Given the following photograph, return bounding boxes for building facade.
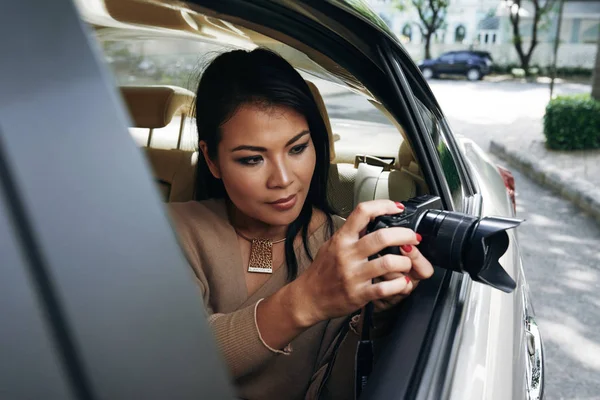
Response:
[366,0,600,68]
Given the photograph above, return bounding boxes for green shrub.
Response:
[491,63,519,74]
[543,94,600,150]
[556,67,593,78]
[490,64,592,78]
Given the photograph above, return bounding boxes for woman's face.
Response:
[201,104,316,228]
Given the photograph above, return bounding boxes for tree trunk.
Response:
[514,39,538,75]
[592,32,600,101]
[424,33,433,60]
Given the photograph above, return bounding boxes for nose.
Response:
[267,157,293,189]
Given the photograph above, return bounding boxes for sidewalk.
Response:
[489,134,600,224]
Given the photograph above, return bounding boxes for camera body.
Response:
[367,195,522,293]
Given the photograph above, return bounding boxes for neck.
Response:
[227,200,288,241]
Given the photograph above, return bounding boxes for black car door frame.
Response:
[0,1,235,398]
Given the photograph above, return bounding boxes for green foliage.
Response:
[394,0,448,30]
[544,94,600,150]
[554,67,593,78]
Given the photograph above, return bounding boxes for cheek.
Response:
[298,147,317,184]
[219,163,263,198]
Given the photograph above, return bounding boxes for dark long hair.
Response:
[193,48,335,281]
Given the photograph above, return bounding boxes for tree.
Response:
[592,31,600,101]
[395,0,449,60]
[506,0,556,74]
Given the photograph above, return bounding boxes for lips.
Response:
[268,194,296,205]
[267,194,298,211]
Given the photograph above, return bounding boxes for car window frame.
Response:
[375,39,492,399]
[393,49,477,200]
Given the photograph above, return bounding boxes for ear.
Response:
[198,141,221,179]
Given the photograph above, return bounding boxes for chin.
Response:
[259,206,303,226]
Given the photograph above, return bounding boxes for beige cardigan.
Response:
[169,199,359,400]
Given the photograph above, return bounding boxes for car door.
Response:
[0,0,236,398]
[452,52,472,75]
[436,53,456,75]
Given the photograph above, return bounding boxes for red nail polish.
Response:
[401,244,412,253]
[395,202,404,210]
[416,233,422,242]
[405,276,411,284]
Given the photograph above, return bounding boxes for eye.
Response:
[237,155,263,166]
[290,142,309,155]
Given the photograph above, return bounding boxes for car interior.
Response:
[89,1,432,218]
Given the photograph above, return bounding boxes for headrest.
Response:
[120,85,195,129]
[397,140,415,168]
[305,81,336,162]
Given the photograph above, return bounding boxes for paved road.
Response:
[430,79,600,400]
[508,158,600,400]
[429,79,590,151]
[324,79,600,400]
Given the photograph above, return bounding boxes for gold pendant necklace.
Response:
[236,230,286,274]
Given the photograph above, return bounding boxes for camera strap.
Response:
[355,301,374,399]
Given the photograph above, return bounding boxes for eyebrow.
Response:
[231,130,310,152]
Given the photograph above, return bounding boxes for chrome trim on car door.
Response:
[525,315,544,400]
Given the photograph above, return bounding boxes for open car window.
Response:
[80,0,451,398]
[98,32,402,164]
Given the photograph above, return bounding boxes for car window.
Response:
[413,99,465,209]
[454,52,470,62]
[438,53,454,62]
[99,35,401,163]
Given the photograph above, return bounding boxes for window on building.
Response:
[492,33,497,43]
[455,25,466,43]
[402,23,413,42]
[581,21,599,43]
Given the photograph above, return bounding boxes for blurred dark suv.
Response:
[418,51,493,81]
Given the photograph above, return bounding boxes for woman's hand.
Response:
[289,200,434,328]
[371,244,433,312]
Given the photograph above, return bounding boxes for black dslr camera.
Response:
[367,195,522,293]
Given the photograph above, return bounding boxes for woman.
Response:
[169,48,434,399]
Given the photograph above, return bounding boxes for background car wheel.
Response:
[422,67,434,79]
[466,68,481,81]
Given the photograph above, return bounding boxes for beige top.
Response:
[169,199,359,400]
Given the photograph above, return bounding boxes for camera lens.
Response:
[416,210,479,273]
[367,195,522,293]
[415,210,521,293]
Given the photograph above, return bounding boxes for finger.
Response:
[372,276,418,311]
[366,275,410,301]
[355,227,419,259]
[361,254,412,281]
[339,200,404,238]
[400,245,434,280]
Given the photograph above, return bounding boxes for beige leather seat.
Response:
[121,85,197,202]
[305,81,356,217]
